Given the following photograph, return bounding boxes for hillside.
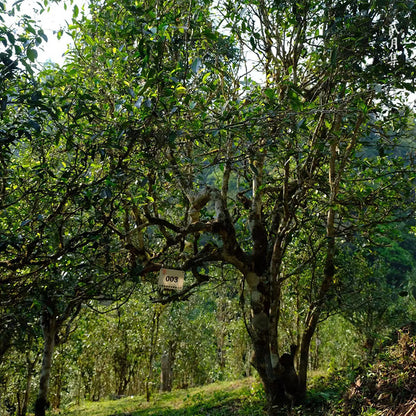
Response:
[341,327,416,416]
[26,330,416,416]
[48,378,267,416]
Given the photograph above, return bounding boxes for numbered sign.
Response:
[158,268,184,290]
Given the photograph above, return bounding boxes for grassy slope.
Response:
[50,378,267,416]
[45,373,349,416]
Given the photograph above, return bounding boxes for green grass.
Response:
[50,378,267,416]
[40,371,353,416]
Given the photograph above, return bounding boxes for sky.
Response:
[4,0,87,65]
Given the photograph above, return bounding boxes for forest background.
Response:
[1,0,416,415]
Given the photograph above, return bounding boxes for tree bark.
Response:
[298,309,319,398]
[246,270,297,415]
[35,309,58,416]
[251,338,286,413]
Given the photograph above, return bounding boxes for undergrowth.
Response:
[340,331,416,416]
[40,335,416,416]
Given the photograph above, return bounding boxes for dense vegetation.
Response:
[1,0,416,415]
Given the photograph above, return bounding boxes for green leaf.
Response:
[6,32,15,45]
[26,48,38,62]
[202,72,211,83]
[28,120,41,132]
[39,30,48,42]
[26,23,37,35]
[264,88,275,100]
[73,5,79,19]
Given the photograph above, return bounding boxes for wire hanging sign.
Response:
[158,268,185,291]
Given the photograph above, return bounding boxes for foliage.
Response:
[313,316,363,371]
[1,0,416,414]
[27,280,251,409]
[0,346,41,416]
[0,0,52,360]
[327,223,416,359]
[340,330,416,416]
[299,368,358,416]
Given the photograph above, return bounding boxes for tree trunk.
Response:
[160,344,175,393]
[252,340,303,415]
[35,309,58,416]
[19,351,39,416]
[252,340,287,415]
[52,362,63,409]
[246,271,295,415]
[146,307,161,402]
[298,311,319,399]
[298,235,337,397]
[298,140,339,398]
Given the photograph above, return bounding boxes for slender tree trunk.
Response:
[160,343,175,393]
[115,335,130,396]
[298,310,319,398]
[299,137,339,397]
[53,361,63,409]
[35,310,58,416]
[298,237,336,398]
[146,307,160,402]
[20,352,39,416]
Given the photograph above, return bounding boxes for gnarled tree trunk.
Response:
[246,269,300,414]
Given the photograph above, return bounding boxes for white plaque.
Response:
[158,268,184,290]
